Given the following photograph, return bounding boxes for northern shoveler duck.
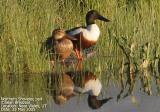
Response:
[67,71,112,109]
[41,29,76,65]
[49,70,112,107]
[50,73,75,105]
[66,10,110,60]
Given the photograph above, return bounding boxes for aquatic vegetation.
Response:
[0,0,159,74]
[0,0,160,111]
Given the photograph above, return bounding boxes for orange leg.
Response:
[76,61,83,71]
[75,48,83,60]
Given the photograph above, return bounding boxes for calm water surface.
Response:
[0,68,160,112]
[45,76,160,112]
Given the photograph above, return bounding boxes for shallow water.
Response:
[0,68,160,112]
[45,76,160,112]
[46,91,160,112]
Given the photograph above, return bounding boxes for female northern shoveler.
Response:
[50,73,75,105]
[66,10,110,60]
[41,29,76,65]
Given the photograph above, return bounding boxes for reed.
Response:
[0,0,159,76]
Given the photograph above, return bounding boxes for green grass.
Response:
[0,1,160,110]
[0,0,160,75]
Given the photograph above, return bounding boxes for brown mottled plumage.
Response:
[41,29,76,64]
[50,73,74,105]
[52,29,76,61]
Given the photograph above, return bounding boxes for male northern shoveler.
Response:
[66,10,110,60]
[68,71,112,109]
[41,29,76,65]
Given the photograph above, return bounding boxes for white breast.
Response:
[83,24,100,41]
[68,24,100,42]
[74,78,102,96]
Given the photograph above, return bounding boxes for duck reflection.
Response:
[48,69,112,109]
[49,73,75,105]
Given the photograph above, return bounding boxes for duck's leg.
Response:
[76,61,83,71]
[75,48,83,60]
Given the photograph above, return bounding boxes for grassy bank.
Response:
[0,0,160,74]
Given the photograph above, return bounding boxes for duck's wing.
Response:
[66,26,86,36]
